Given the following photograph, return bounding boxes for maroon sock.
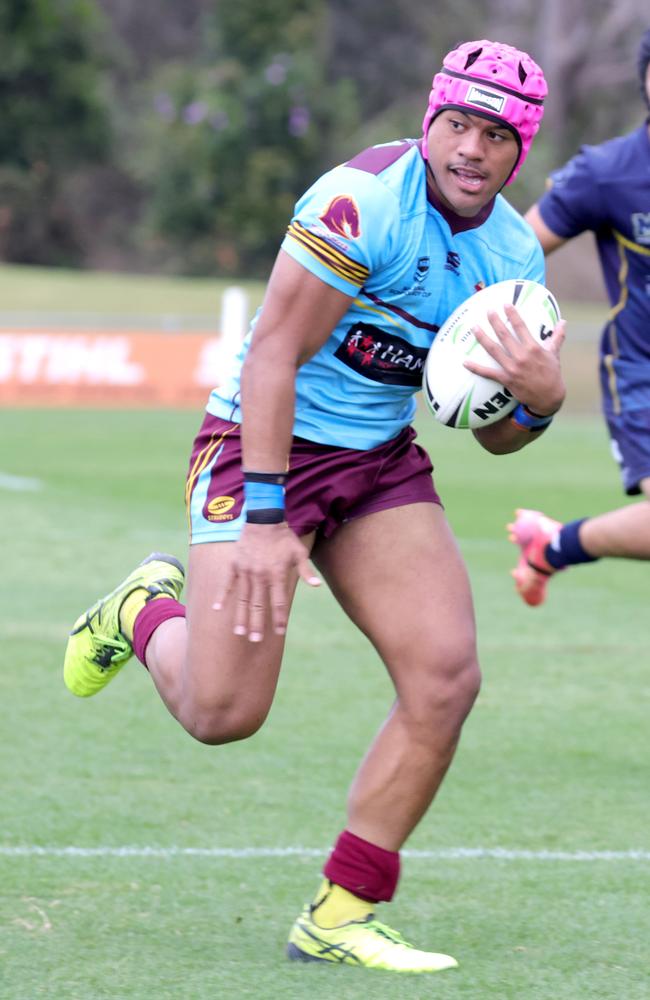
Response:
[132,598,186,667]
[323,829,400,903]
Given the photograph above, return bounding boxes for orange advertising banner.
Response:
[0,329,234,407]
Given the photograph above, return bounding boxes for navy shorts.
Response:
[603,406,650,496]
[186,414,441,543]
[600,357,650,495]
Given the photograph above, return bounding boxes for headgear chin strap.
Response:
[422,40,547,185]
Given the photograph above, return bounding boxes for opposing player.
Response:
[64,41,565,973]
[509,28,650,607]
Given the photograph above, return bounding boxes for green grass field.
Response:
[2,403,648,1000]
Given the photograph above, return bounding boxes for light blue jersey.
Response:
[208,139,544,449]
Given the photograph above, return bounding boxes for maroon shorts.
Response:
[186,414,441,543]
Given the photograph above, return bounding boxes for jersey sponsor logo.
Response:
[464,84,506,116]
[632,212,650,246]
[319,195,361,239]
[335,322,428,386]
[207,495,236,520]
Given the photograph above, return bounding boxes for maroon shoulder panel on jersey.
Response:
[346,140,417,176]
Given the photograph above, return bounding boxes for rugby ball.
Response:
[423,279,561,429]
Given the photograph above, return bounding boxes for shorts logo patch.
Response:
[207,495,236,520]
[319,195,361,239]
[335,322,428,386]
[464,84,506,116]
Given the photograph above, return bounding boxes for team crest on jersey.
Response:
[414,256,430,282]
[335,322,429,386]
[464,83,506,116]
[632,212,650,246]
[319,195,361,239]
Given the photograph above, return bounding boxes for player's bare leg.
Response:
[314,502,480,849]
[144,535,315,744]
[579,476,650,557]
[286,502,477,972]
[509,477,650,607]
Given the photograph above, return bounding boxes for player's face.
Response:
[425,110,519,217]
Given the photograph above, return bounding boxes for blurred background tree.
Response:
[0,0,111,266]
[0,0,645,276]
[126,0,359,275]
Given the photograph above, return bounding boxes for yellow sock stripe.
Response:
[185,422,238,531]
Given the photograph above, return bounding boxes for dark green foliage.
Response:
[130,2,359,275]
[0,0,111,264]
[0,1,645,274]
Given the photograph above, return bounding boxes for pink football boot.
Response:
[507,508,563,607]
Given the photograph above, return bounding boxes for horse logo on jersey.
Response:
[319,195,361,240]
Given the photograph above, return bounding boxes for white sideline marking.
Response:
[0,472,42,492]
[1,845,649,861]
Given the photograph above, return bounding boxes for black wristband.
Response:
[246,508,286,525]
[243,471,288,485]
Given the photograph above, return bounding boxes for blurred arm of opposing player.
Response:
[524,204,567,256]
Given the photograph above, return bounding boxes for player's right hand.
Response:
[212,522,320,642]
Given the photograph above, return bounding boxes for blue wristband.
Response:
[243,471,286,524]
[510,403,554,432]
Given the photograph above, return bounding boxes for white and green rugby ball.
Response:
[423,279,561,430]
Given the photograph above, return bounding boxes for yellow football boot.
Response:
[287,906,458,974]
[63,553,184,697]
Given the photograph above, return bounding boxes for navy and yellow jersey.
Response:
[208,139,544,449]
[537,124,650,411]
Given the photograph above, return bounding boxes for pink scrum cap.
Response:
[422,40,547,184]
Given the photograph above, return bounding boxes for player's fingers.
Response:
[467,324,509,374]
[212,563,236,612]
[297,554,321,589]
[487,308,518,341]
[232,573,251,637]
[463,359,508,381]
[502,303,536,343]
[269,576,290,636]
[247,577,267,643]
[548,319,567,356]
[471,322,507,360]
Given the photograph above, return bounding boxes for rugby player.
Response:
[509,29,650,606]
[64,40,565,973]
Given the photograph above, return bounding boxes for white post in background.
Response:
[220,286,248,365]
[195,285,249,389]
